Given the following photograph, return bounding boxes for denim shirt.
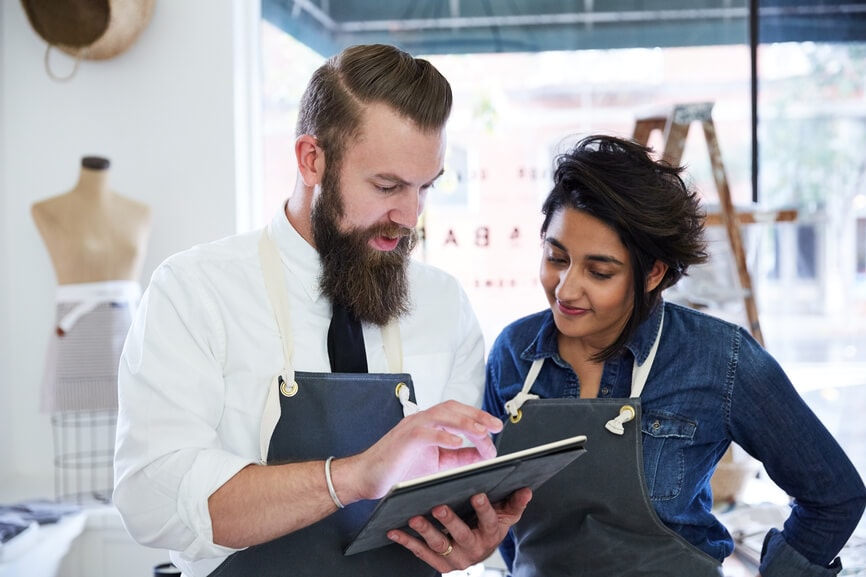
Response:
[484,301,866,577]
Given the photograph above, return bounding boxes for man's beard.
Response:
[312,175,417,326]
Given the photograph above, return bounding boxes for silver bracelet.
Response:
[325,456,345,509]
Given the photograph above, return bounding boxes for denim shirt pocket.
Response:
[641,411,697,501]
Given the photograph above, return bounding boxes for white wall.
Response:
[0,3,12,475]
[0,0,259,488]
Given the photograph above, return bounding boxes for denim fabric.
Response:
[761,529,842,577]
[484,301,866,575]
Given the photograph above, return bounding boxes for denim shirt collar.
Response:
[631,303,664,367]
[519,302,664,368]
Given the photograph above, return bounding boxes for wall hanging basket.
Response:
[22,0,155,80]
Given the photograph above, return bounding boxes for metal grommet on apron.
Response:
[209,228,433,577]
[498,310,724,577]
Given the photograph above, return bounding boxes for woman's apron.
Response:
[210,230,437,577]
[498,311,723,577]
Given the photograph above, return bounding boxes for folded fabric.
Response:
[0,516,31,544]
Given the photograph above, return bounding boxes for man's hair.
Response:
[296,44,453,171]
[541,134,709,362]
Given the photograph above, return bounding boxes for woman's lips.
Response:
[556,300,587,316]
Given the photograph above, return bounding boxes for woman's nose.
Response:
[555,268,583,300]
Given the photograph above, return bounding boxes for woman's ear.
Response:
[295,135,324,187]
[646,259,669,293]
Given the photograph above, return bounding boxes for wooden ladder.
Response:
[632,102,764,346]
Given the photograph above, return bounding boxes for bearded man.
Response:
[113,44,531,577]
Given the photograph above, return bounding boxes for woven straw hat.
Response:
[22,0,155,61]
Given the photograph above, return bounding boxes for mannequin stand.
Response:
[51,410,116,504]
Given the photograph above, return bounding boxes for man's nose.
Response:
[389,189,423,229]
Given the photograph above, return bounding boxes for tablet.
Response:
[344,434,587,556]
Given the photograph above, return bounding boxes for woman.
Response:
[483,134,865,577]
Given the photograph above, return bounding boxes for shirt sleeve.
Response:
[482,333,510,423]
[497,528,517,572]
[439,280,486,408]
[759,528,843,577]
[114,259,256,561]
[727,329,866,572]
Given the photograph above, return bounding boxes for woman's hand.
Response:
[387,488,533,572]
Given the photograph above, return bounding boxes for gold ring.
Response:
[438,542,453,557]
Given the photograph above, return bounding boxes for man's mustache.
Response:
[361,224,414,241]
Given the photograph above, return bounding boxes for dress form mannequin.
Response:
[31,155,151,285]
[31,156,151,503]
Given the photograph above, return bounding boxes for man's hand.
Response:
[386,488,532,572]
[327,399,532,570]
[333,400,506,504]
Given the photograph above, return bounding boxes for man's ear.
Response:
[646,259,669,293]
[296,135,324,187]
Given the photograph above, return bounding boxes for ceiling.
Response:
[262,0,866,57]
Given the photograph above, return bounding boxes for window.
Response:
[259,15,866,362]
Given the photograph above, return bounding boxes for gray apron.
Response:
[497,311,723,577]
[209,230,437,577]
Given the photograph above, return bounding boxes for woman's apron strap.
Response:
[503,307,665,429]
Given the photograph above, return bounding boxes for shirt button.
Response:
[601,387,609,395]
[652,420,661,430]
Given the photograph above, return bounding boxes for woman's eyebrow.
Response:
[543,237,624,265]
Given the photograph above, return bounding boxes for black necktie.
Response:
[327,301,368,373]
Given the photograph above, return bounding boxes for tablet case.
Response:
[344,434,587,555]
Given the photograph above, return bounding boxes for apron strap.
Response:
[503,307,666,431]
[601,307,665,435]
[380,320,402,374]
[381,322,415,415]
[258,228,295,461]
[396,381,418,416]
[258,228,295,386]
[55,280,141,333]
[629,307,664,399]
[504,359,542,420]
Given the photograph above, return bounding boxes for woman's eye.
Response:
[591,270,614,280]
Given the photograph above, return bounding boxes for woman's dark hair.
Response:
[541,134,708,362]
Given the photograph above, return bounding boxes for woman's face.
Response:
[540,207,635,351]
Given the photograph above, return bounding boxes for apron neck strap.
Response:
[629,306,664,399]
[259,229,296,386]
[504,359,543,420]
[380,321,402,374]
[503,307,665,419]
